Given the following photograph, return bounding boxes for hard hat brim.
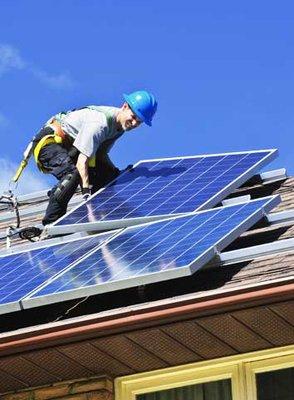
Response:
[123,93,152,126]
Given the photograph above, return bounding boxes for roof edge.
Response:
[0,281,293,358]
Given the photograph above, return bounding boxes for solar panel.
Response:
[55,150,277,231]
[23,195,280,309]
[0,232,115,315]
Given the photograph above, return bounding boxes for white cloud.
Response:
[32,68,75,89]
[0,158,49,195]
[0,44,25,76]
[0,111,9,128]
[0,43,76,89]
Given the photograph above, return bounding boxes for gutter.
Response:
[0,281,293,357]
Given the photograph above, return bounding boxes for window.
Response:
[256,367,294,400]
[245,353,294,400]
[137,379,232,400]
[115,346,294,400]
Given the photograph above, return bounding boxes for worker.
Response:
[32,90,157,226]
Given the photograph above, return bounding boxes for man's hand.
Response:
[82,187,91,201]
[125,164,134,171]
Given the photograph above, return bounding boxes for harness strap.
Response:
[12,140,34,183]
[33,135,59,172]
[33,120,73,173]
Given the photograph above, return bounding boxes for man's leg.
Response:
[43,171,81,225]
[39,144,81,225]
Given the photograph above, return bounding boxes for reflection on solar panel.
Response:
[23,196,279,309]
[0,232,114,315]
[56,150,277,227]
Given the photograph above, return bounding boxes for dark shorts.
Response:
[38,143,77,180]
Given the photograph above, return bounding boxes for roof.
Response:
[0,171,293,395]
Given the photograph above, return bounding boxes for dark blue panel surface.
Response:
[56,150,276,226]
[31,197,276,301]
[0,233,111,306]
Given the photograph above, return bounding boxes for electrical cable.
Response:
[0,190,42,243]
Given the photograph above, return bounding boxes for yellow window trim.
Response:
[115,345,294,400]
[245,353,294,400]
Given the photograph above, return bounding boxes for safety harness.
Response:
[33,118,71,172]
[12,107,114,183]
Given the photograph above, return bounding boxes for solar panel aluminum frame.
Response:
[0,297,21,314]
[0,230,121,315]
[46,213,180,236]
[0,231,92,258]
[21,195,280,310]
[47,149,278,236]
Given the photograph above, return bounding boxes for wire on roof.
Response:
[0,190,44,246]
[0,190,20,228]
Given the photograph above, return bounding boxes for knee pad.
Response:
[53,171,80,204]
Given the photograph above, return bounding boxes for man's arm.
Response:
[95,137,122,170]
[76,153,89,189]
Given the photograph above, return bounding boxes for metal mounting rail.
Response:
[0,189,49,211]
[266,209,294,226]
[0,188,83,211]
[212,237,294,267]
[0,194,83,223]
[222,195,251,206]
[243,168,287,187]
[12,189,51,203]
[260,168,287,184]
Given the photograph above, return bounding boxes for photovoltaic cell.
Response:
[23,195,279,309]
[56,150,277,227]
[0,232,114,314]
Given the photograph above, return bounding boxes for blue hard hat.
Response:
[123,90,157,126]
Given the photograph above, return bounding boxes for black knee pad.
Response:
[53,171,80,204]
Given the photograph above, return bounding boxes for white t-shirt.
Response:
[56,106,122,158]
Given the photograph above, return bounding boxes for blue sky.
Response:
[0,0,293,193]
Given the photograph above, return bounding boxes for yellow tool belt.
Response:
[34,119,73,173]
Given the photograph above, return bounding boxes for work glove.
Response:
[82,187,91,201]
[124,164,134,172]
